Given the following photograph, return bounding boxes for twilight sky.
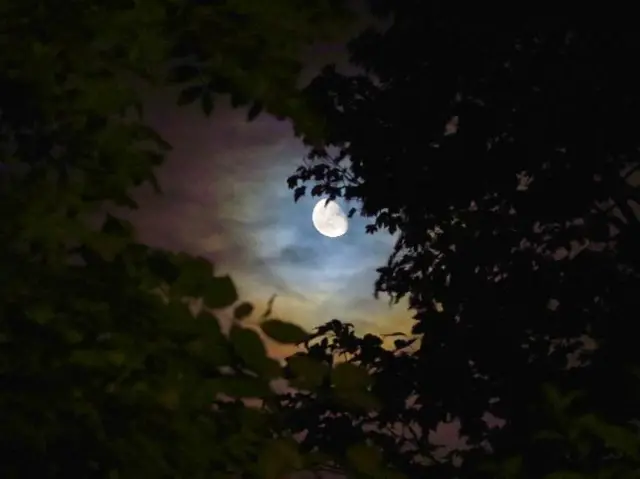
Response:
[111,20,468,465]
[122,91,414,356]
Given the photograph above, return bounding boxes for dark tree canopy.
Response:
[287,3,640,478]
[0,1,399,478]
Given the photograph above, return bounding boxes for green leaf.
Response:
[234,301,254,320]
[331,362,378,409]
[332,362,372,391]
[64,330,84,344]
[502,455,523,478]
[106,351,126,366]
[346,443,381,475]
[202,275,238,309]
[101,214,133,238]
[147,251,181,284]
[543,384,583,415]
[27,304,55,325]
[230,325,279,378]
[70,350,108,369]
[190,255,214,277]
[287,355,329,391]
[164,300,198,335]
[87,231,128,261]
[193,311,230,365]
[335,389,380,411]
[258,438,303,479]
[260,319,308,344]
[158,388,180,409]
[578,414,640,458]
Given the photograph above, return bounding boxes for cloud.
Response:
[131,92,411,335]
[275,244,320,266]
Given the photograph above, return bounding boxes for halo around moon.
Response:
[312,199,348,238]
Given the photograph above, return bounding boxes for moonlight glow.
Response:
[312,199,348,238]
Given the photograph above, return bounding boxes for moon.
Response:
[312,199,348,238]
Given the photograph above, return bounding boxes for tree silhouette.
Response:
[0,1,390,478]
[287,3,640,478]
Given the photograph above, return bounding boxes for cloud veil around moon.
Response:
[122,92,412,339]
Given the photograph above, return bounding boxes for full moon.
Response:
[312,198,348,238]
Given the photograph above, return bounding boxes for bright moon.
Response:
[312,199,348,238]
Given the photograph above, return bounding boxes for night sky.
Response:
[120,95,467,452]
[121,92,414,358]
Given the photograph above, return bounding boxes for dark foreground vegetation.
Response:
[2,1,639,478]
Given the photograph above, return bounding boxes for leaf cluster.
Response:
[0,0,364,477]
[286,3,640,479]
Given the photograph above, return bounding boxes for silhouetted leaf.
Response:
[0,0,355,476]
[147,251,181,283]
[293,186,306,202]
[261,294,277,319]
[258,439,303,479]
[288,355,329,390]
[234,301,254,320]
[261,319,308,344]
[578,414,640,458]
[285,9,640,478]
[203,275,238,309]
[230,325,279,378]
[346,443,381,475]
[332,362,371,391]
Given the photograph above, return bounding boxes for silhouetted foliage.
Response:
[287,3,640,478]
[0,1,391,478]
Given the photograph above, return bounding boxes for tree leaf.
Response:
[230,325,279,378]
[287,355,329,391]
[346,443,381,475]
[195,311,230,365]
[234,301,254,320]
[578,414,640,458]
[171,255,214,297]
[335,389,380,411]
[260,319,309,344]
[332,362,372,391]
[202,275,238,309]
[70,350,108,369]
[293,186,306,202]
[502,455,523,478]
[101,214,133,238]
[147,251,181,284]
[258,438,303,479]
